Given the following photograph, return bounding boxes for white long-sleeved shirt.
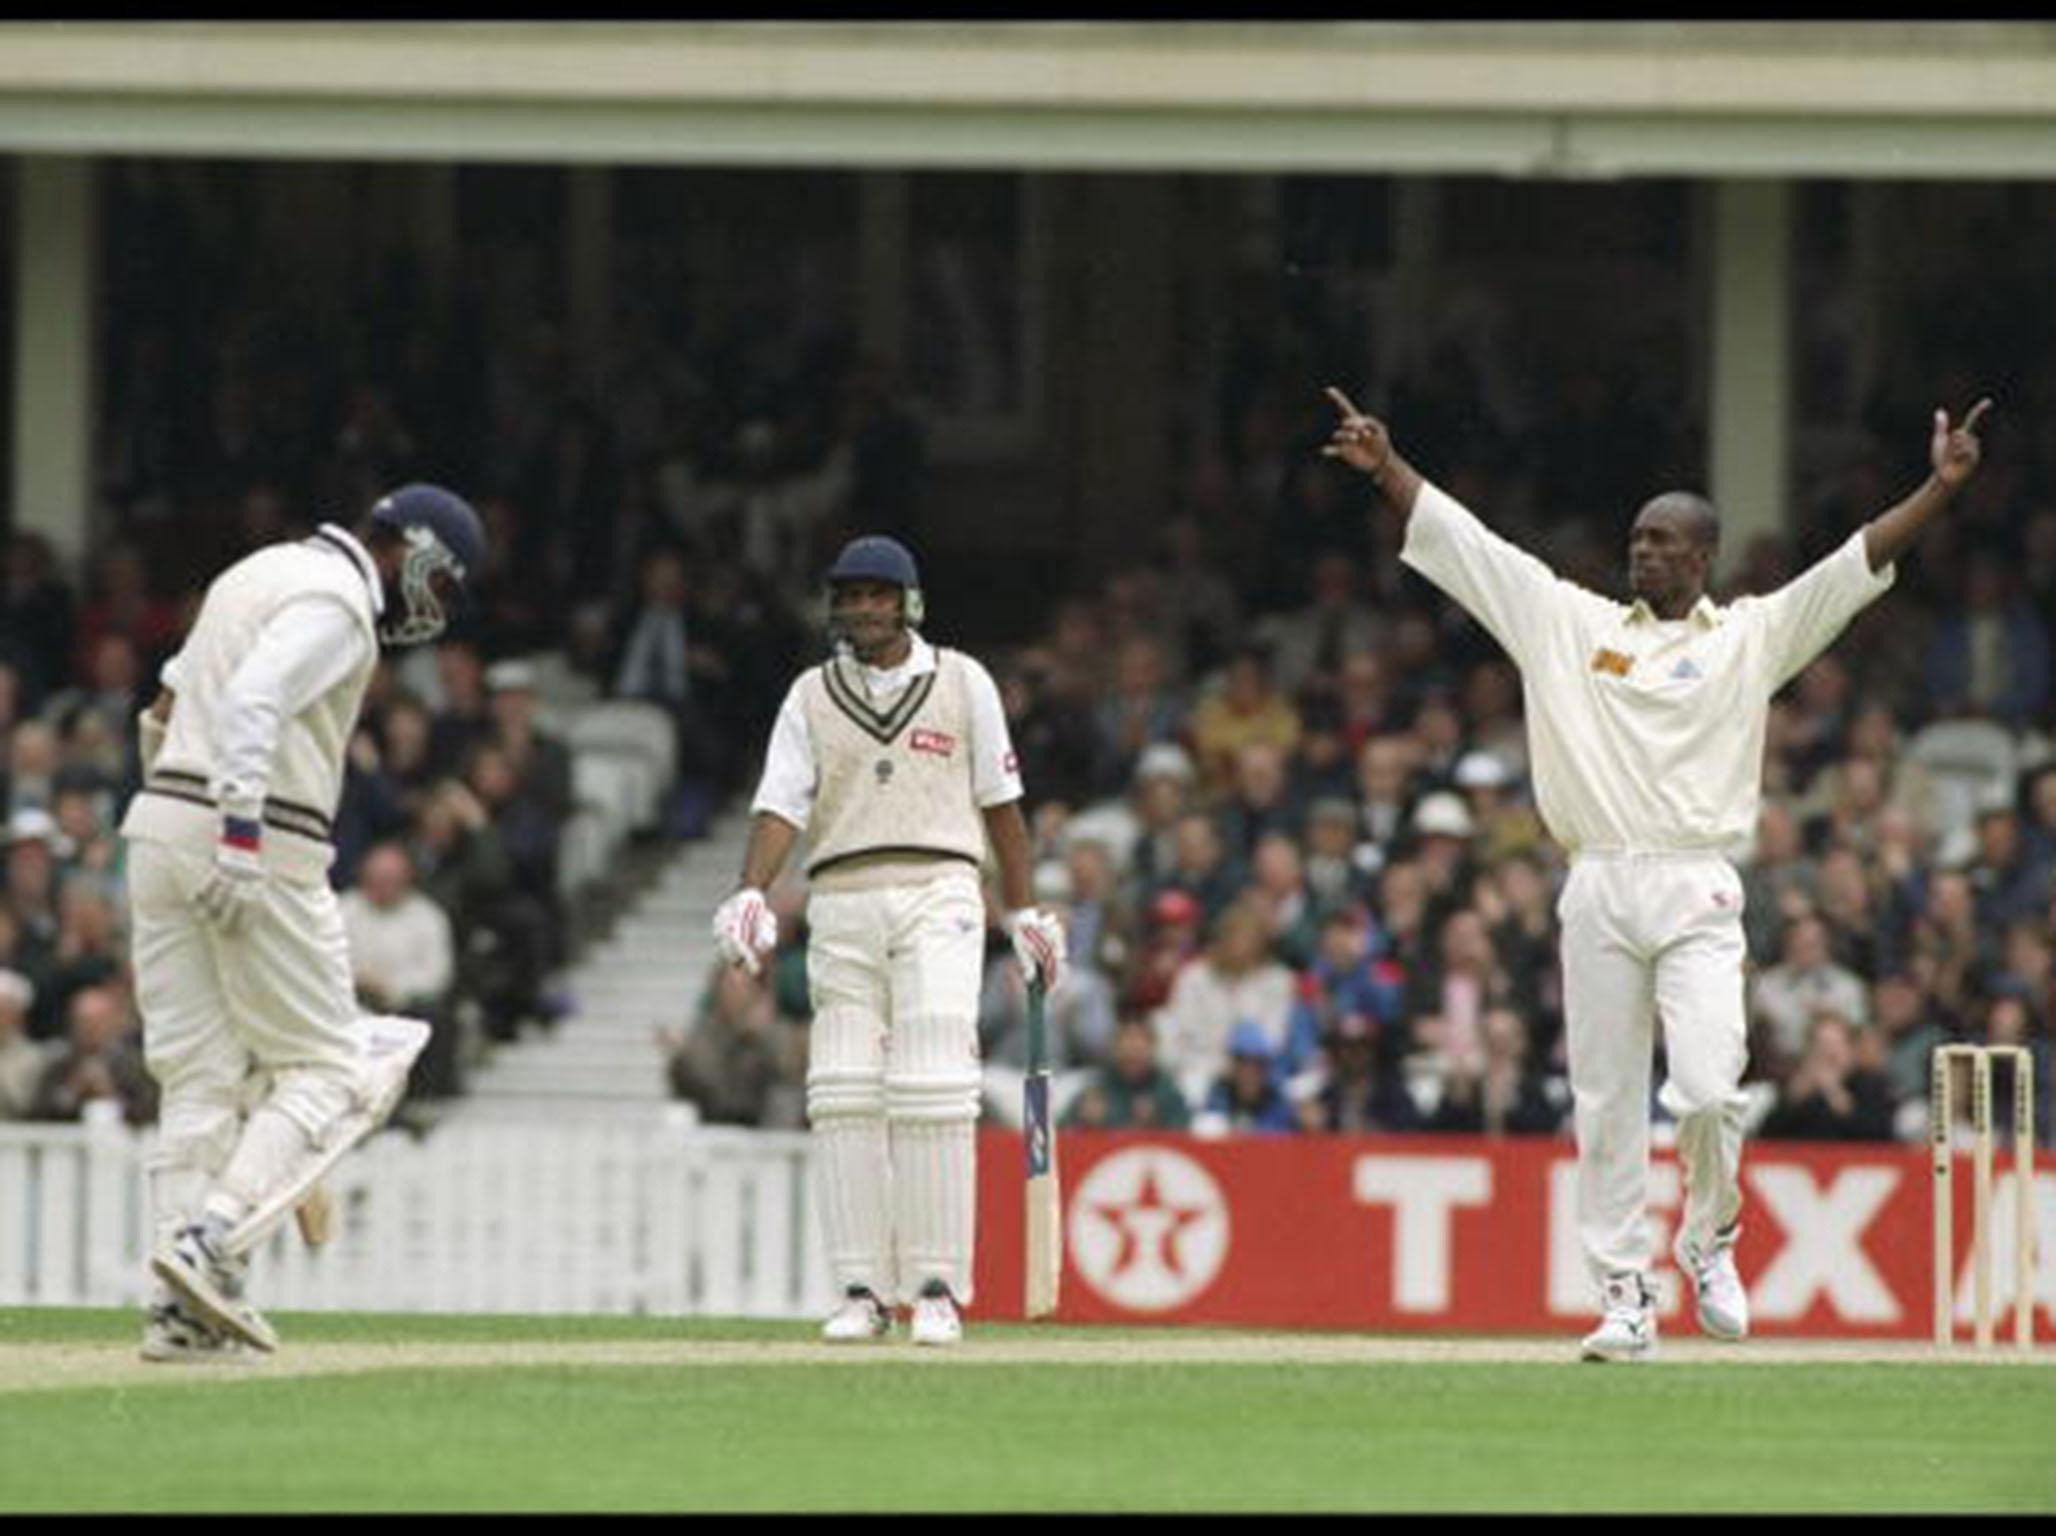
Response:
[1399,482,1895,858]
[750,634,1023,830]
[166,596,377,821]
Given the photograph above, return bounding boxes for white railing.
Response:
[0,1115,839,1318]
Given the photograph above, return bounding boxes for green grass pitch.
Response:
[2,1308,2051,1512]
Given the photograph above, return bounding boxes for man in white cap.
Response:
[1324,382,1992,1360]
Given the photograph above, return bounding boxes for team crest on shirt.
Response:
[1671,657,1703,681]
[910,728,957,758]
[1590,648,1634,677]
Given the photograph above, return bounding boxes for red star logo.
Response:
[1089,1162,1211,1281]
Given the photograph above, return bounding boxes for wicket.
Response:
[1929,1044,2037,1348]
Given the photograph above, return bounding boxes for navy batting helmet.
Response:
[826,535,925,627]
[369,483,487,646]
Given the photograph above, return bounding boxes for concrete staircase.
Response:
[451,809,751,1122]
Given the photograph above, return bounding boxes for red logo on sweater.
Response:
[911,729,957,758]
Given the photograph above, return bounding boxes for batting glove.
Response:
[712,888,778,976]
[194,816,268,936]
[1006,907,1067,994]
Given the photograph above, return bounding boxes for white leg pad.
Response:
[217,1015,429,1257]
[808,1067,892,1299]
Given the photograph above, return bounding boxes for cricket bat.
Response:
[1023,979,1061,1319]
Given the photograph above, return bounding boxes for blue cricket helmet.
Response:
[826,534,924,627]
[369,483,487,646]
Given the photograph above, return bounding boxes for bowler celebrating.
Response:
[712,534,1063,1347]
[122,484,486,1360]
[1323,385,1989,1360]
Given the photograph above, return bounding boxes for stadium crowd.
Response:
[3,169,2052,1156]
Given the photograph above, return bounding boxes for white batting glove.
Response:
[194,817,268,936]
[712,888,778,976]
[1006,907,1067,994]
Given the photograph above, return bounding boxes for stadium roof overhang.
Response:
[0,21,2052,179]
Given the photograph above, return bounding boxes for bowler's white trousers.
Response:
[1558,851,1751,1286]
[805,864,986,1305]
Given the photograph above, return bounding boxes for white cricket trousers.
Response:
[1558,850,1751,1289]
[127,840,363,1245]
[804,867,986,1306]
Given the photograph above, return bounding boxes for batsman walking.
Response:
[121,484,487,1360]
[1324,385,1990,1360]
[713,534,1064,1346]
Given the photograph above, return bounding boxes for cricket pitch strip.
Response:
[3,1333,2051,1393]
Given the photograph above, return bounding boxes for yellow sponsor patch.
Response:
[1590,648,1634,677]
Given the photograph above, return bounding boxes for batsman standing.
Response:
[713,535,1064,1346]
[1323,385,1990,1360]
[121,484,487,1359]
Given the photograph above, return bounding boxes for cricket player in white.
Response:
[712,535,1064,1347]
[121,484,487,1360]
[1324,386,1991,1361]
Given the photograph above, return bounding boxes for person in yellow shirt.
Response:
[1186,642,1301,796]
[1323,384,1990,1362]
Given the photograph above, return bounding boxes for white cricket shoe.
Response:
[1676,1226,1749,1342]
[139,1294,247,1364]
[820,1285,892,1344]
[151,1219,279,1353]
[909,1279,963,1348]
[1579,1273,1658,1363]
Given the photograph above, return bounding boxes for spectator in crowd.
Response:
[1156,809,1245,926]
[615,545,730,801]
[30,983,157,1126]
[0,969,48,1119]
[6,722,64,819]
[1869,970,1944,1139]
[664,963,805,1130]
[1215,742,1301,864]
[1121,887,1206,1017]
[1121,743,1198,896]
[1423,1005,1565,1137]
[340,841,461,1099]
[1741,801,1819,963]
[1964,806,2047,936]
[1092,635,1185,800]
[1352,733,1418,867]
[1751,914,1872,1081]
[1811,845,1889,983]
[1481,852,1565,1066]
[1302,1008,1417,1134]
[1245,831,1318,969]
[1154,894,1307,1104]
[1404,906,1518,1089]
[1063,1013,1192,1132]
[1303,796,1375,915]
[1798,699,1943,841]
[426,640,496,779]
[1922,550,2051,726]
[1453,750,1546,867]
[46,880,125,1032]
[1187,642,1301,795]
[1758,1011,1896,1142]
[1257,551,1386,699]
[1405,791,1480,941]
[1196,1021,1300,1136]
